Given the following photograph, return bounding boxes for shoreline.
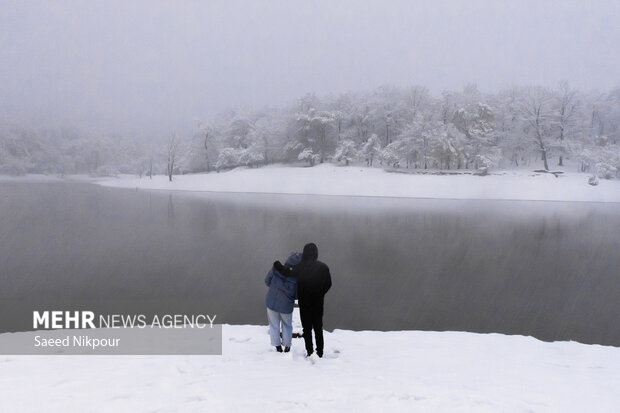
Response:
[3,164,620,203]
[3,323,619,348]
[93,164,620,203]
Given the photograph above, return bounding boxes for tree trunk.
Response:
[558,124,564,166]
[541,150,549,170]
[536,126,549,170]
[204,133,210,172]
[320,129,326,163]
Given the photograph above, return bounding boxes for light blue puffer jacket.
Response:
[265,252,302,314]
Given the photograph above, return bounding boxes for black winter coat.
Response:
[274,243,332,307]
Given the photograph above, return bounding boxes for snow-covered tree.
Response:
[166,133,178,181]
[297,147,320,166]
[431,124,467,170]
[553,81,579,166]
[1,83,619,179]
[296,109,336,164]
[361,134,381,166]
[333,140,358,166]
[215,147,239,170]
[520,87,554,171]
[380,142,401,168]
[238,144,265,168]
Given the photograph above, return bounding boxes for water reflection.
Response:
[0,182,618,346]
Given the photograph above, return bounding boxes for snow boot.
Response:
[284,346,290,353]
[275,345,283,353]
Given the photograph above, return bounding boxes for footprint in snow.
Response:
[320,348,341,359]
[228,337,251,343]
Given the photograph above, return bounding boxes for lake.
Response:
[1,181,619,345]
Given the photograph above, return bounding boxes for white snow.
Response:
[1,321,619,412]
[95,164,620,203]
[4,166,620,411]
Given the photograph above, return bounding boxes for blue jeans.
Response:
[267,308,293,347]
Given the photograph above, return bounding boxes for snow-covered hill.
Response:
[1,323,619,412]
[96,164,620,203]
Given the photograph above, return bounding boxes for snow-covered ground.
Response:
[1,321,619,412]
[96,164,620,203]
[4,165,620,411]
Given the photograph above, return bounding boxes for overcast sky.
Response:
[1,0,619,133]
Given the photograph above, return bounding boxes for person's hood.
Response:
[285,252,302,267]
[302,243,318,261]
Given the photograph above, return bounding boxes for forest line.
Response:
[1,83,618,180]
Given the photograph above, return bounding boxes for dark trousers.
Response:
[300,303,324,355]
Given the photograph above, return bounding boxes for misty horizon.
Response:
[2,0,620,135]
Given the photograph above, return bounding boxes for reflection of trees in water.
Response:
[1,184,620,344]
[167,194,174,227]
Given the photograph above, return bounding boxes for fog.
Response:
[1,0,619,134]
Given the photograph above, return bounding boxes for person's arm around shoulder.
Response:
[273,261,295,277]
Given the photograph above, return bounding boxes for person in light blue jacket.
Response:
[265,252,302,353]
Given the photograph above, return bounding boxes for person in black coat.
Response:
[274,242,332,357]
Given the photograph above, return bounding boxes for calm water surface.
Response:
[0,181,618,345]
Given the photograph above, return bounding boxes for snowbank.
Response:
[1,323,618,412]
[96,164,620,203]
